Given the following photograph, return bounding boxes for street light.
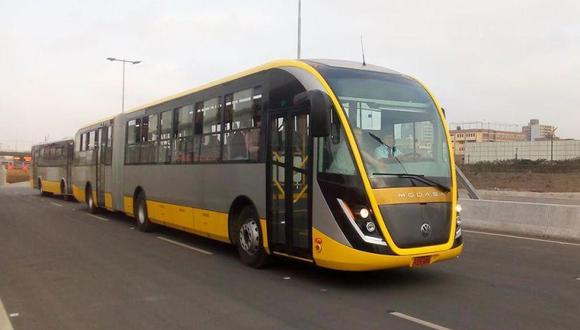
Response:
[106,57,141,113]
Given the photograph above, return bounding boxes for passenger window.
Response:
[88,131,95,150]
[140,115,157,164]
[223,86,262,161]
[198,97,221,162]
[172,105,194,163]
[158,110,173,163]
[125,119,141,164]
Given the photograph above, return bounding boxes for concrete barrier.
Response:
[459,199,580,242]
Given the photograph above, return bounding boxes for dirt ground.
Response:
[6,169,31,184]
[463,171,580,192]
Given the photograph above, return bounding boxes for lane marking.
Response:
[0,298,15,330]
[157,237,213,255]
[388,311,451,330]
[87,214,109,222]
[50,202,63,207]
[463,230,580,247]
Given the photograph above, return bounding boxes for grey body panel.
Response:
[310,142,351,247]
[111,113,126,210]
[122,163,266,216]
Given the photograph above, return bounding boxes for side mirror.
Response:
[441,107,446,118]
[293,90,331,137]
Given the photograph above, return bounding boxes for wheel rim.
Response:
[239,219,260,255]
[137,202,145,224]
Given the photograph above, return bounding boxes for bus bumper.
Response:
[312,228,463,271]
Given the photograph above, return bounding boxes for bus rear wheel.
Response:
[135,192,155,232]
[236,206,270,268]
[86,187,97,214]
[61,180,70,201]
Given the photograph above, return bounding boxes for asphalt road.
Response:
[1,185,579,330]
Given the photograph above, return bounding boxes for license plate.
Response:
[411,256,431,267]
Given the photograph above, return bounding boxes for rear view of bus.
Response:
[305,60,462,270]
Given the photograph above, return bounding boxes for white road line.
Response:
[0,298,15,330]
[50,202,63,207]
[87,214,109,222]
[157,237,213,255]
[389,311,451,330]
[463,230,580,247]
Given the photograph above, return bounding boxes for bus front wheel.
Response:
[236,206,270,268]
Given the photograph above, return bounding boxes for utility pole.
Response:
[297,0,301,59]
[549,127,558,161]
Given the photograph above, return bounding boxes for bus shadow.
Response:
[64,201,452,292]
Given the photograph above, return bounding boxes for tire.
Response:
[236,206,271,268]
[61,181,70,201]
[86,186,97,214]
[134,192,155,232]
[39,179,48,196]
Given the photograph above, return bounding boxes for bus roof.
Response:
[80,58,401,129]
[32,138,74,148]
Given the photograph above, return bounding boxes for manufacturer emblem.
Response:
[420,223,432,237]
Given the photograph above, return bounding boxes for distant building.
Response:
[521,119,557,141]
[464,140,580,163]
[449,128,526,163]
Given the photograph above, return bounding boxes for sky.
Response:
[1,0,579,150]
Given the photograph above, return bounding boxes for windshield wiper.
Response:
[367,132,409,174]
[372,172,451,192]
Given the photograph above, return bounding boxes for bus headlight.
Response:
[455,204,462,213]
[358,207,370,219]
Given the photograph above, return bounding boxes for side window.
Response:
[83,132,90,151]
[198,97,221,162]
[223,86,262,161]
[105,125,113,165]
[140,114,158,164]
[172,105,194,163]
[76,134,85,151]
[126,119,141,164]
[158,110,173,163]
[318,108,356,176]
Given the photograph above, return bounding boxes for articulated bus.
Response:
[31,139,74,199]
[70,59,463,271]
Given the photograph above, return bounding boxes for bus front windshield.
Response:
[322,68,451,189]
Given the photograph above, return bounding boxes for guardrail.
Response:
[459,199,580,242]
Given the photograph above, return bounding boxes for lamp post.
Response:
[106,57,141,113]
[297,0,301,59]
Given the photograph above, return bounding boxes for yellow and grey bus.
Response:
[31,139,74,199]
[71,59,462,271]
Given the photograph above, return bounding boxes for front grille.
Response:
[379,203,451,248]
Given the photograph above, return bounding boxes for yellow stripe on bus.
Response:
[104,192,113,210]
[72,184,85,202]
[41,180,61,195]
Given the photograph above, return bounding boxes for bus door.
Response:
[267,107,312,259]
[96,126,107,207]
